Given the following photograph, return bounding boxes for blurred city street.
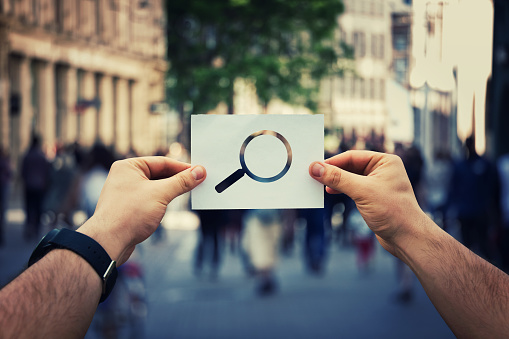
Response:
[0,200,452,339]
[139,229,454,339]
[1,0,508,337]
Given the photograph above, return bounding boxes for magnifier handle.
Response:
[215,169,245,193]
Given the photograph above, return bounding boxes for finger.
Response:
[130,156,191,180]
[325,187,342,194]
[309,161,365,199]
[161,165,206,202]
[325,150,385,176]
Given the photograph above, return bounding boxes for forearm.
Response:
[398,215,509,338]
[0,249,101,338]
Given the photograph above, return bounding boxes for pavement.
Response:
[0,207,454,339]
[137,228,454,339]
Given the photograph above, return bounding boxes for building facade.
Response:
[0,0,167,167]
[320,0,392,147]
[409,0,493,165]
[385,1,414,145]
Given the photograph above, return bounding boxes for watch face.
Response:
[28,229,60,267]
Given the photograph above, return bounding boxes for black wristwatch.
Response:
[28,228,118,303]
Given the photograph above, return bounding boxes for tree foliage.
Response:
[165,0,350,114]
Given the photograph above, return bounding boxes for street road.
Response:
[0,210,454,339]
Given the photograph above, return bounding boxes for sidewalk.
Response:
[0,193,200,288]
[0,209,38,287]
[137,229,454,339]
[0,203,454,338]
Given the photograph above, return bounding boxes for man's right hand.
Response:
[309,150,430,258]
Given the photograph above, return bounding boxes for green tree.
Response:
[165,0,351,143]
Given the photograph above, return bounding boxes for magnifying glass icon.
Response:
[215,130,292,193]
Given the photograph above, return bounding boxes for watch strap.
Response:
[28,228,118,303]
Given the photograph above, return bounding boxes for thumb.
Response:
[162,165,206,202]
[309,162,364,199]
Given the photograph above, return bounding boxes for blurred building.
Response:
[320,0,392,148]
[390,3,411,88]
[490,0,509,158]
[385,0,414,145]
[409,0,493,165]
[0,0,167,167]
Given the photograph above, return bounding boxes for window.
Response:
[394,34,407,51]
[95,0,101,36]
[55,0,63,32]
[379,34,385,59]
[369,1,376,16]
[371,34,384,59]
[371,34,377,58]
[360,78,366,99]
[353,32,366,58]
[370,78,375,99]
[377,1,384,17]
[361,0,368,15]
[395,58,408,84]
[379,79,385,100]
[340,29,347,44]
[343,0,352,13]
[338,77,345,96]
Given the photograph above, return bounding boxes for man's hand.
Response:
[310,150,509,338]
[0,156,206,338]
[309,150,429,257]
[78,156,206,265]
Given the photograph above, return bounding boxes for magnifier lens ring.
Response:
[239,130,292,183]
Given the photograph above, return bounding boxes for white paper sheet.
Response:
[191,114,324,210]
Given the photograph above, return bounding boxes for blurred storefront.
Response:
[0,0,168,168]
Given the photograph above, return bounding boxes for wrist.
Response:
[77,216,125,264]
[392,210,439,266]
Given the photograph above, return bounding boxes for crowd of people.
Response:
[0,132,508,335]
[185,130,509,306]
[1,139,507,338]
[2,132,509,293]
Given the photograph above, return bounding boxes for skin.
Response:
[0,156,206,339]
[1,150,508,338]
[310,150,509,338]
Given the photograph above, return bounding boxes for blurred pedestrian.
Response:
[280,209,296,256]
[300,208,327,275]
[0,148,12,246]
[21,135,51,240]
[347,208,375,273]
[194,210,227,279]
[70,141,85,169]
[447,136,498,261]
[402,144,425,204]
[426,150,453,230]
[79,143,115,218]
[42,144,79,228]
[242,209,282,296]
[497,152,509,273]
[224,210,244,254]
[393,143,424,303]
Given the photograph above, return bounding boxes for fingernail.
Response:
[311,162,325,177]
[191,166,204,180]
